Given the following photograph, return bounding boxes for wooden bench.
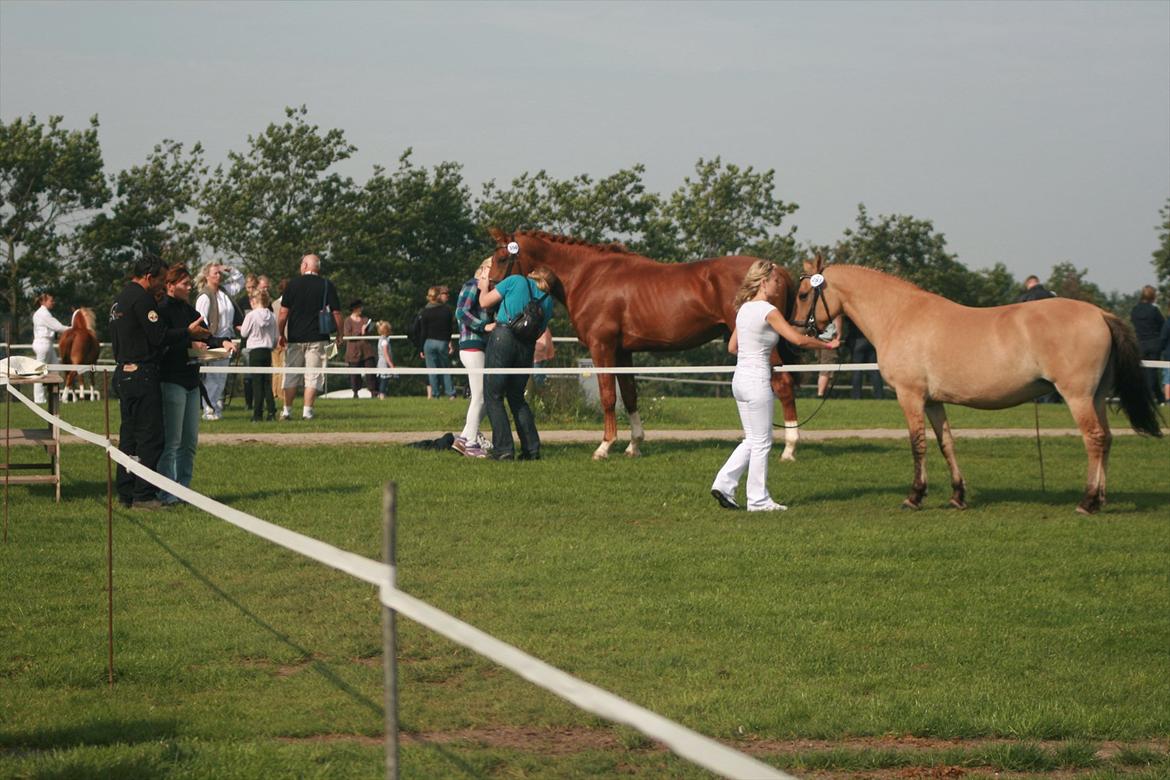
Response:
[3,373,63,502]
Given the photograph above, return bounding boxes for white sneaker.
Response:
[748,501,788,512]
[302,408,315,420]
[475,432,493,452]
[279,409,291,421]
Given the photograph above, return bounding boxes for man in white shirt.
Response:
[31,293,69,403]
[194,263,238,420]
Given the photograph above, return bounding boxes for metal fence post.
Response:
[382,482,399,779]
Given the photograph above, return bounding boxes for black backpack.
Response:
[506,280,549,345]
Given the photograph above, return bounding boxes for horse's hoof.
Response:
[592,451,609,461]
[1075,504,1099,516]
[624,448,640,458]
[949,499,968,510]
[901,499,922,511]
[780,451,796,462]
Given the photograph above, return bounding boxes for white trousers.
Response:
[459,349,486,441]
[712,377,776,509]
[32,340,57,403]
[202,358,229,415]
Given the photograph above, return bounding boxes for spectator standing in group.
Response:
[343,299,378,398]
[1131,285,1166,404]
[240,288,278,422]
[710,260,839,512]
[418,285,456,400]
[270,277,288,404]
[194,262,237,420]
[847,320,883,400]
[453,258,495,457]
[236,274,259,412]
[157,265,235,505]
[375,321,396,399]
[1016,274,1056,302]
[277,254,342,421]
[30,292,69,404]
[1159,302,1170,406]
[111,255,209,509]
[476,266,557,461]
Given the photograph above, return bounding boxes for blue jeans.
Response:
[158,382,201,503]
[423,338,454,398]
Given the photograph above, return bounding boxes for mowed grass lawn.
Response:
[2,393,1169,778]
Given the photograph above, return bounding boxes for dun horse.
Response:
[791,260,1162,514]
[56,308,101,402]
[487,229,800,460]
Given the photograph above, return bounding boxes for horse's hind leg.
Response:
[615,351,642,458]
[925,402,967,509]
[771,370,798,461]
[897,391,929,509]
[1066,392,1112,514]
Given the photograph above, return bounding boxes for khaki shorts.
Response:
[283,341,329,391]
[814,347,838,377]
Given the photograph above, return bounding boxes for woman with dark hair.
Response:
[1131,285,1165,403]
[157,265,235,505]
[342,299,377,398]
[476,266,556,461]
[710,260,839,511]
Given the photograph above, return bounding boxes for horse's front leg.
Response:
[591,349,619,460]
[925,402,966,509]
[897,391,929,509]
[615,351,642,458]
[770,367,798,461]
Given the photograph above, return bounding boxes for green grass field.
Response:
[2,392,1168,778]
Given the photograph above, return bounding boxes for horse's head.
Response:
[486,227,533,283]
[790,253,836,336]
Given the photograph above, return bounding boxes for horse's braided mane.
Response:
[518,230,632,255]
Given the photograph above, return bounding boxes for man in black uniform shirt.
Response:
[109,255,210,509]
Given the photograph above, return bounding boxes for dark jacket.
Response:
[1130,302,1164,353]
[1017,284,1055,303]
[159,295,229,390]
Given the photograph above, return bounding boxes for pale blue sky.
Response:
[2,0,1167,293]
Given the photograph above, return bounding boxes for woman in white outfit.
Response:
[31,293,70,404]
[711,260,840,511]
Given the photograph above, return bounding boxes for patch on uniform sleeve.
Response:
[147,310,159,323]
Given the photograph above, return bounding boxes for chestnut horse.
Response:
[486,229,800,460]
[56,308,101,402]
[791,260,1162,514]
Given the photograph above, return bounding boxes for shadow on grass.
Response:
[0,717,177,750]
[127,516,382,719]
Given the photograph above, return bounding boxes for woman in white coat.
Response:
[31,293,69,404]
[711,260,839,511]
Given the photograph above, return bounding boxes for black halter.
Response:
[792,273,833,336]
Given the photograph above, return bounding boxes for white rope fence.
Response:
[4,383,792,780]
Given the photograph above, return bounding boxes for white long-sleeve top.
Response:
[195,289,236,339]
[32,305,69,343]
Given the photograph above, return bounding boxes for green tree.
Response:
[0,114,108,338]
[475,165,672,257]
[70,140,206,333]
[198,106,356,284]
[965,262,1019,308]
[1152,198,1170,298]
[1046,262,1106,307]
[664,157,797,261]
[833,204,978,304]
[337,150,480,327]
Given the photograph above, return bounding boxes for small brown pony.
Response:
[56,308,101,402]
[791,259,1163,514]
[487,228,800,460]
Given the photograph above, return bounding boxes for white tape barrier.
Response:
[44,360,1170,378]
[4,384,791,780]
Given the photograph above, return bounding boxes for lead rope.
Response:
[1033,399,1046,492]
[773,359,844,429]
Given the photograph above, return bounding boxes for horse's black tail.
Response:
[1105,314,1163,437]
